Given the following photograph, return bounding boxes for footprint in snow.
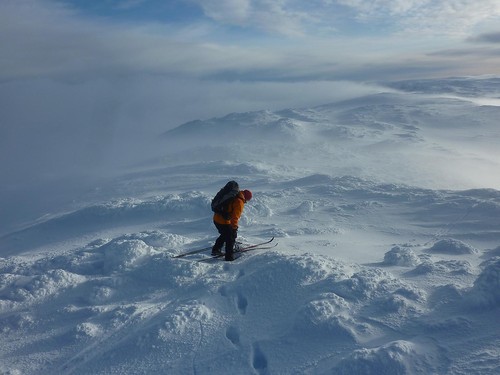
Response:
[236,292,248,315]
[252,343,269,374]
[218,286,248,315]
[225,325,240,346]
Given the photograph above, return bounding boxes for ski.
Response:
[172,241,244,258]
[236,242,278,255]
[240,242,278,253]
[238,237,275,252]
[198,237,276,262]
[198,243,277,262]
[172,246,212,258]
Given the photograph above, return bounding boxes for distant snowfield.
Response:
[1,78,499,374]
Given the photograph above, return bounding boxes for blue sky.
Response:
[1,0,500,189]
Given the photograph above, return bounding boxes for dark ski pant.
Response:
[213,222,236,259]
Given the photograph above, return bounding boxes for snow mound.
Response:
[333,340,445,375]
[165,109,305,144]
[0,267,86,309]
[331,267,406,301]
[483,245,500,259]
[293,300,360,343]
[291,200,315,215]
[102,238,154,271]
[123,230,189,248]
[410,259,473,276]
[466,258,500,308]
[383,246,421,267]
[427,238,477,255]
[283,173,336,187]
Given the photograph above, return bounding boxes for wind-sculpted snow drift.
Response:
[1,80,500,374]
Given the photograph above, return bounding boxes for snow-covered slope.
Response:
[163,91,500,189]
[1,78,500,374]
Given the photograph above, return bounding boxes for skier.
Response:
[211,184,252,261]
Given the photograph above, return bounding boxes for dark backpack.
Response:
[211,181,239,220]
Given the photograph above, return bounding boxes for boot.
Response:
[211,247,223,256]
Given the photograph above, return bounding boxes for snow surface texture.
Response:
[1,78,500,374]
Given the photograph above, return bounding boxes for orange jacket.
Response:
[213,191,246,229]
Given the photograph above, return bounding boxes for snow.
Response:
[1,77,500,374]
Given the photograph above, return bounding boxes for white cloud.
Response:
[337,0,500,35]
[188,0,309,36]
[0,1,281,81]
[188,0,500,37]
[2,0,500,85]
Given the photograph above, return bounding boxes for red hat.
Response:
[243,190,252,201]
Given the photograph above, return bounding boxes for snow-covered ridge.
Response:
[386,76,500,98]
[162,92,500,189]
[166,91,500,143]
[165,109,306,143]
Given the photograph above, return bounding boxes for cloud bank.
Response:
[2,0,500,84]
